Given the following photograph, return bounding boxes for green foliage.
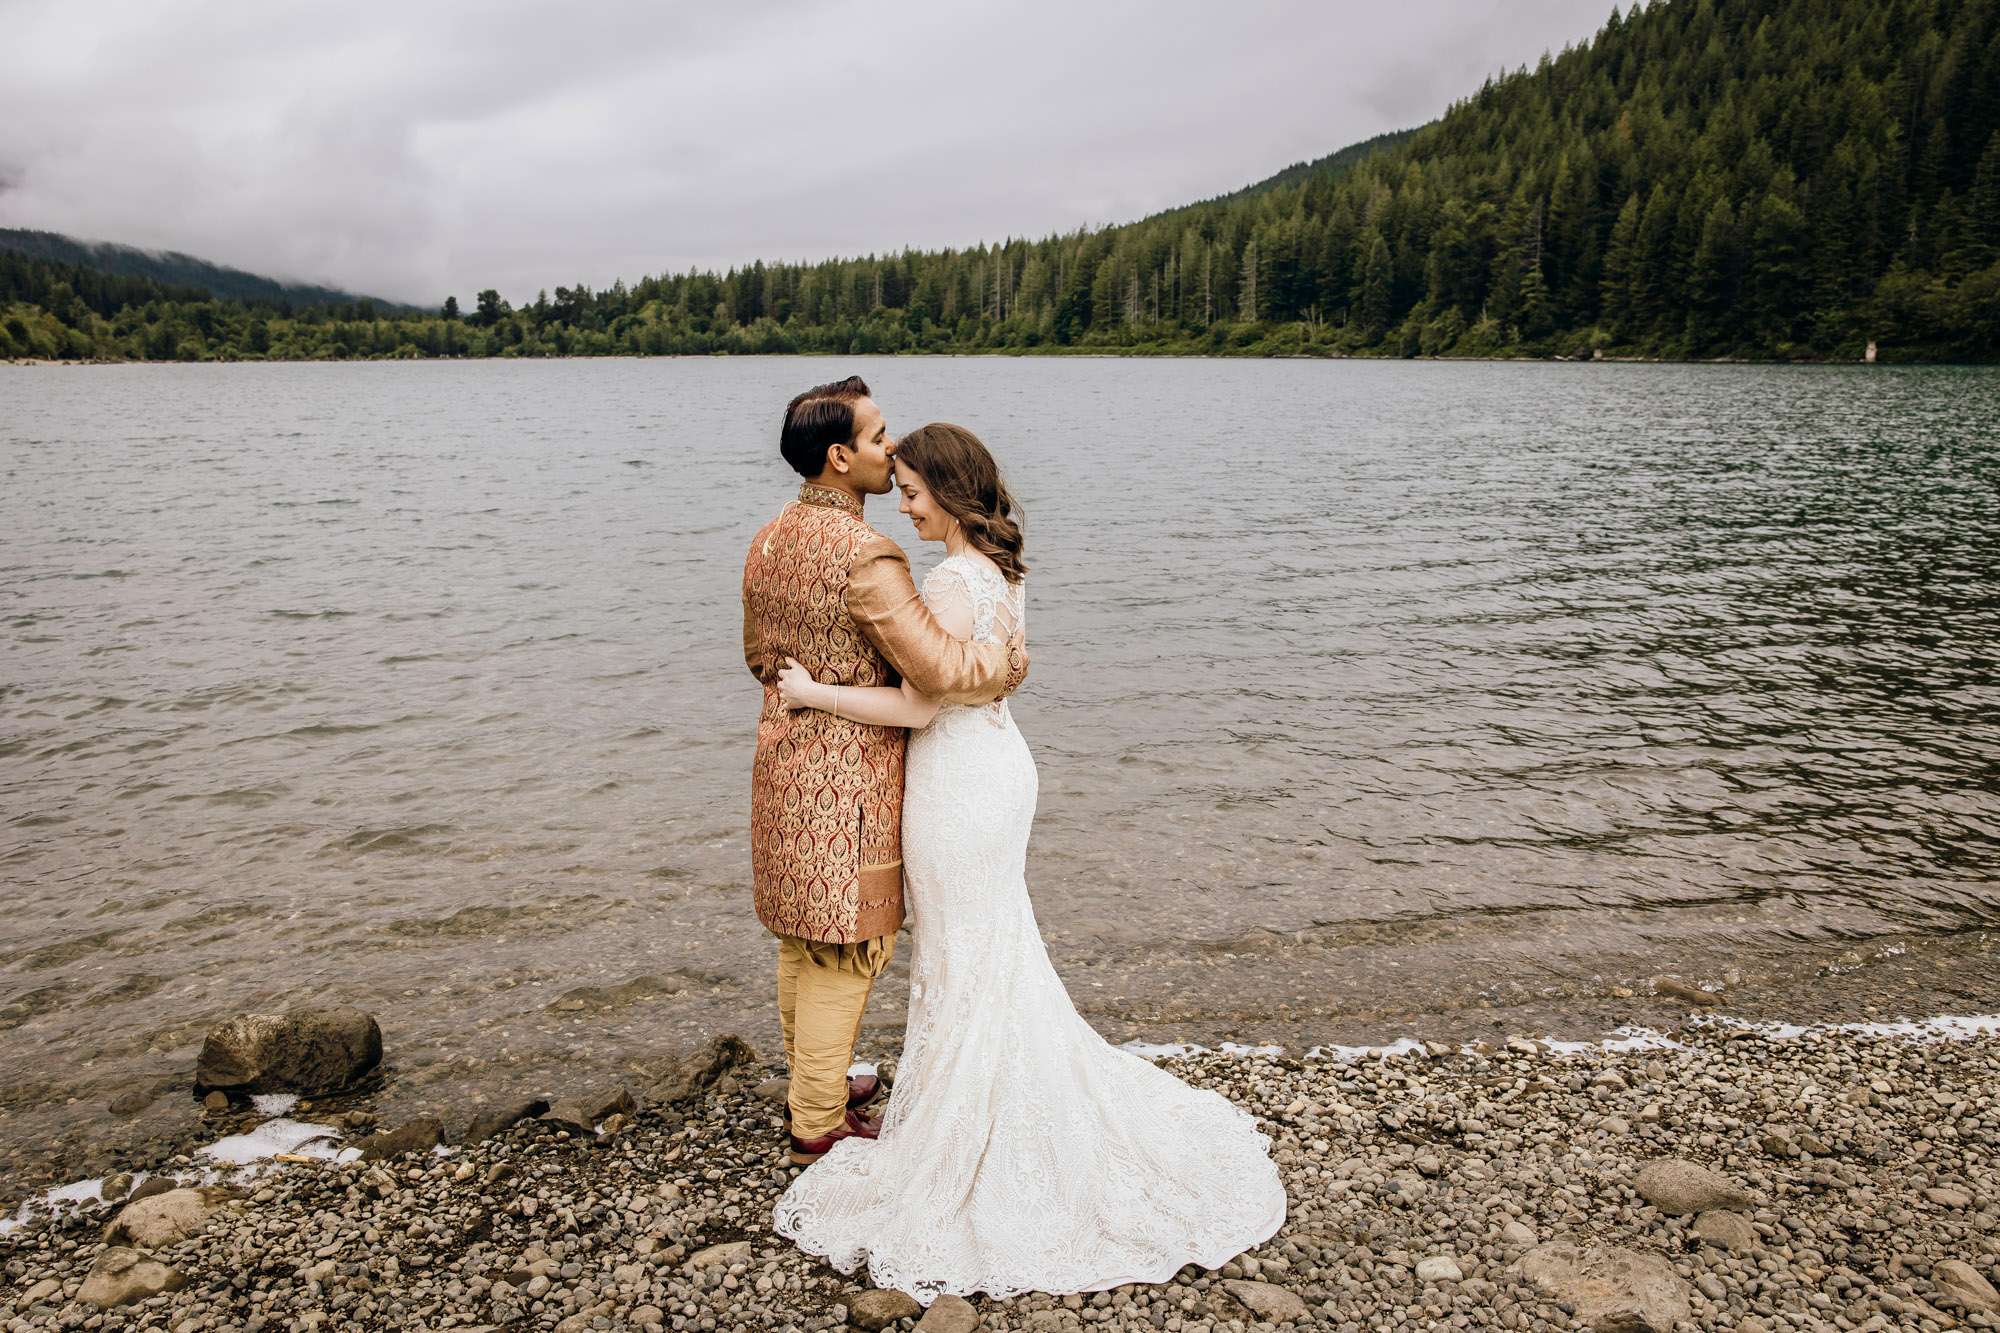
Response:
[4,0,1994,364]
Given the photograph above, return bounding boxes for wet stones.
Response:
[1517,1241,1691,1333]
[194,1005,382,1096]
[355,1115,444,1161]
[1632,1158,1758,1214]
[541,1088,637,1135]
[464,1096,550,1144]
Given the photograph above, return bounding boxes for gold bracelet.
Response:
[832,684,839,715]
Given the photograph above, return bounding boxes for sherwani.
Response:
[742,482,1026,1140]
[742,482,1026,943]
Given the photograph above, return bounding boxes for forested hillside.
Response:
[0,229,393,310]
[4,0,1995,363]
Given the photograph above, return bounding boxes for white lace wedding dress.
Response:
[773,555,1285,1301]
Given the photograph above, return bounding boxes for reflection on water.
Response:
[1,359,1996,1182]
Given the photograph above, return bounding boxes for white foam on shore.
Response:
[199,1117,345,1167]
[1692,1012,2000,1043]
[251,1093,300,1117]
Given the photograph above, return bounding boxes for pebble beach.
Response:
[6,994,2000,1333]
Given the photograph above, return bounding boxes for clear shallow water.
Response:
[2,358,1997,1179]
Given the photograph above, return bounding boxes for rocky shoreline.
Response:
[5,1011,2000,1333]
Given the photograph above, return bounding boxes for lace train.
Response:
[773,557,1285,1300]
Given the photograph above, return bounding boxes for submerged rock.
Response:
[194,1006,382,1096]
[646,1033,755,1105]
[463,1097,549,1144]
[356,1116,444,1161]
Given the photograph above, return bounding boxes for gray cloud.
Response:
[0,0,1621,304]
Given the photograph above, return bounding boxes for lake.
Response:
[3,357,1997,1186]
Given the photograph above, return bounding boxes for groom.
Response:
[742,375,1027,1164]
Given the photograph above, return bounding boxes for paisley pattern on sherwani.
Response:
[743,486,907,943]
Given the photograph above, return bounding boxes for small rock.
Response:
[848,1288,924,1330]
[1935,1260,2000,1314]
[463,1097,550,1144]
[1415,1154,1441,1177]
[104,1186,236,1249]
[1633,1159,1758,1215]
[1416,1255,1464,1283]
[1517,1242,1691,1333]
[202,1090,230,1112]
[1927,1187,1974,1210]
[918,1293,980,1333]
[1610,986,1635,998]
[540,1088,637,1133]
[1590,1071,1628,1090]
[1423,1040,1455,1058]
[633,1306,666,1329]
[77,1247,186,1308]
[691,1240,753,1269]
[21,1278,59,1303]
[1798,1132,1831,1155]
[1652,976,1719,1006]
[125,1176,176,1205]
[1693,1210,1758,1252]
[754,1076,791,1102]
[99,1172,133,1203]
[1502,1220,1538,1249]
[356,1116,444,1162]
[1601,1115,1632,1136]
[194,1006,382,1096]
[107,1089,156,1116]
[1221,1279,1309,1323]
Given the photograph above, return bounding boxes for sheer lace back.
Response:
[920,555,1024,729]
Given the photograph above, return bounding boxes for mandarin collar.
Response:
[797,482,864,517]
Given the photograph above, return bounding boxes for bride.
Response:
[768,422,1284,1301]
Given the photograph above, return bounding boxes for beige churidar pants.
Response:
[776,933,896,1139]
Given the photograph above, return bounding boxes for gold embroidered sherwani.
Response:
[742,482,1026,945]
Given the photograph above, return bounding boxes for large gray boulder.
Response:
[1632,1159,1758,1215]
[104,1186,237,1249]
[78,1248,185,1308]
[194,1006,381,1095]
[1518,1242,1691,1333]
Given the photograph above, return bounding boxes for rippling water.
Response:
[3,359,1997,1179]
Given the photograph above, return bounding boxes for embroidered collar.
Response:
[797,483,864,517]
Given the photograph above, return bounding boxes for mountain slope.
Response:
[0,228,402,310]
[4,0,1994,362]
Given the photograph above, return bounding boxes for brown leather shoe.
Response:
[788,1109,883,1165]
[781,1074,882,1125]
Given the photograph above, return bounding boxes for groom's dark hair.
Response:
[780,375,872,478]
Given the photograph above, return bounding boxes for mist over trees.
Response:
[4,0,1996,364]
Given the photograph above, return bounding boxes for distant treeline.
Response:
[4,0,1996,364]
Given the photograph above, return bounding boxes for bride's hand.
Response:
[775,657,822,711]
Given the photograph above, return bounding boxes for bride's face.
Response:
[895,464,951,544]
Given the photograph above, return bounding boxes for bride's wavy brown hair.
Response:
[892,423,1028,584]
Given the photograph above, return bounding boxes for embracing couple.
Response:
[741,376,1283,1302]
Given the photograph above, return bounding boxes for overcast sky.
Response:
[0,0,1622,306]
